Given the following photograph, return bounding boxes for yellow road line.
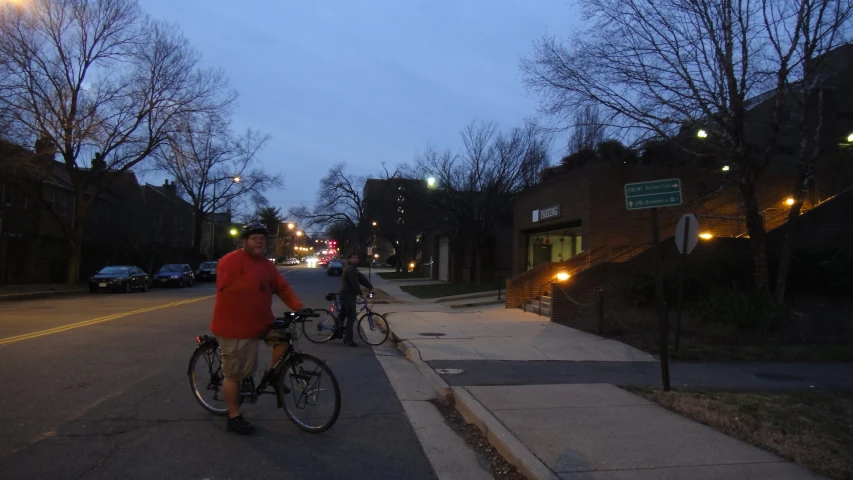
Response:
[0,295,215,346]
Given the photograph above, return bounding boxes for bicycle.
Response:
[187,310,341,433]
[301,292,390,346]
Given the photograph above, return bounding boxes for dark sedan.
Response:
[89,266,149,293]
[152,264,194,287]
[195,261,218,281]
[326,259,345,276]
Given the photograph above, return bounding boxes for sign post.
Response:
[674,214,699,352]
[625,179,682,391]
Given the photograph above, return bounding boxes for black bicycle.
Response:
[187,310,341,433]
[301,292,390,346]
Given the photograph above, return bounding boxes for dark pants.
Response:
[339,294,358,342]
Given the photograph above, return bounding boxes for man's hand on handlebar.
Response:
[298,307,317,318]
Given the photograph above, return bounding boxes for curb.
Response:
[387,313,557,480]
[452,387,559,480]
[449,299,505,309]
[434,291,500,304]
[390,329,451,397]
[0,289,88,303]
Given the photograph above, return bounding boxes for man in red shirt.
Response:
[210,222,309,435]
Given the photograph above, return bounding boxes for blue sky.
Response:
[140,0,580,213]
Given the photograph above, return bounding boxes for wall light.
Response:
[697,129,708,139]
[699,232,713,240]
[556,271,570,281]
[721,165,730,171]
[847,132,853,143]
[785,197,795,206]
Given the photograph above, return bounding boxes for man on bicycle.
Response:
[210,222,310,435]
[338,252,374,346]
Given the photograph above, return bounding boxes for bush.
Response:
[693,285,785,332]
[784,249,853,296]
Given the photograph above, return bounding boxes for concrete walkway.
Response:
[375,288,826,479]
[378,305,654,362]
[455,383,821,479]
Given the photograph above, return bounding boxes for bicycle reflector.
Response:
[196,336,202,344]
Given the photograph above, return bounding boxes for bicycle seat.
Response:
[325,292,339,301]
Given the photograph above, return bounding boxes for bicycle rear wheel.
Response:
[358,311,390,346]
[277,353,341,433]
[301,308,338,343]
[188,341,229,416]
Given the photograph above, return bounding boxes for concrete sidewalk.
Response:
[378,305,654,362]
[378,297,825,479]
[0,284,88,302]
[455,383,821,479]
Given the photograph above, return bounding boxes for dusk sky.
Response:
[140,1,581,217]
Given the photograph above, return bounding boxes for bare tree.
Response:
[155,110,281,257]
[774,0,853,303]
[289,163,373,256]
[0,0,233,285]
[568,105,606,154]
[417,120,551,283]
[520,0,852,299]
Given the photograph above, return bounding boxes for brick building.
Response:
[506,44,853,319]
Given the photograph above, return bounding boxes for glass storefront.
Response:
[526,226,583,270]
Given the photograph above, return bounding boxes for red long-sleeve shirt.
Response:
[210,249,305,339]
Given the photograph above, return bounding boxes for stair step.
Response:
[522,305,552,317]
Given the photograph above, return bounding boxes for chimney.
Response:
[163,179,177,195]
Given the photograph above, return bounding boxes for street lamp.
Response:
[427,177,436,188]
[229,228,238,236]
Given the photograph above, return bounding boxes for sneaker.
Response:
[226,415,255,435]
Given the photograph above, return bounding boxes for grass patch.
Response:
[400,282,496,299]
[375,271,425,280]
[624,386,853,480]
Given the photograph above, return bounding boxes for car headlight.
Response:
[171,275,179,279]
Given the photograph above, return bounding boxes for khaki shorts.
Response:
[217,330,289,382]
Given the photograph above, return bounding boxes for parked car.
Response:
[327,258,345,276]
[152,264,194,287]
[285,257,300,266]
[195,261,217,281]
[89,265,149,293]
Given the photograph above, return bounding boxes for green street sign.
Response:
[625,178,682,210]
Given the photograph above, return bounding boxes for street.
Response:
[0,267,437,480]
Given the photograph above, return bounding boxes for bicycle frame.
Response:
[322,295,379,333]
[192,325,298,408]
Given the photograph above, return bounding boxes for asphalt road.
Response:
[0,266,436,480]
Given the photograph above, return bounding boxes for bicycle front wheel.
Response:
[358,311,390,346]
[301,308,338,343]
[277,353,341,433]
[188,341,228,416]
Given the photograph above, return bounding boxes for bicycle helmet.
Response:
[240,222,268,239]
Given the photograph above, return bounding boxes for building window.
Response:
[526,227,583,270]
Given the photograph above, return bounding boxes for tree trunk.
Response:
[193,210,205,257]
[473,242,482,285]
[774,194,804,304]
[738,180,772,299]
[65,219,85,286]
[776,89,823,305]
